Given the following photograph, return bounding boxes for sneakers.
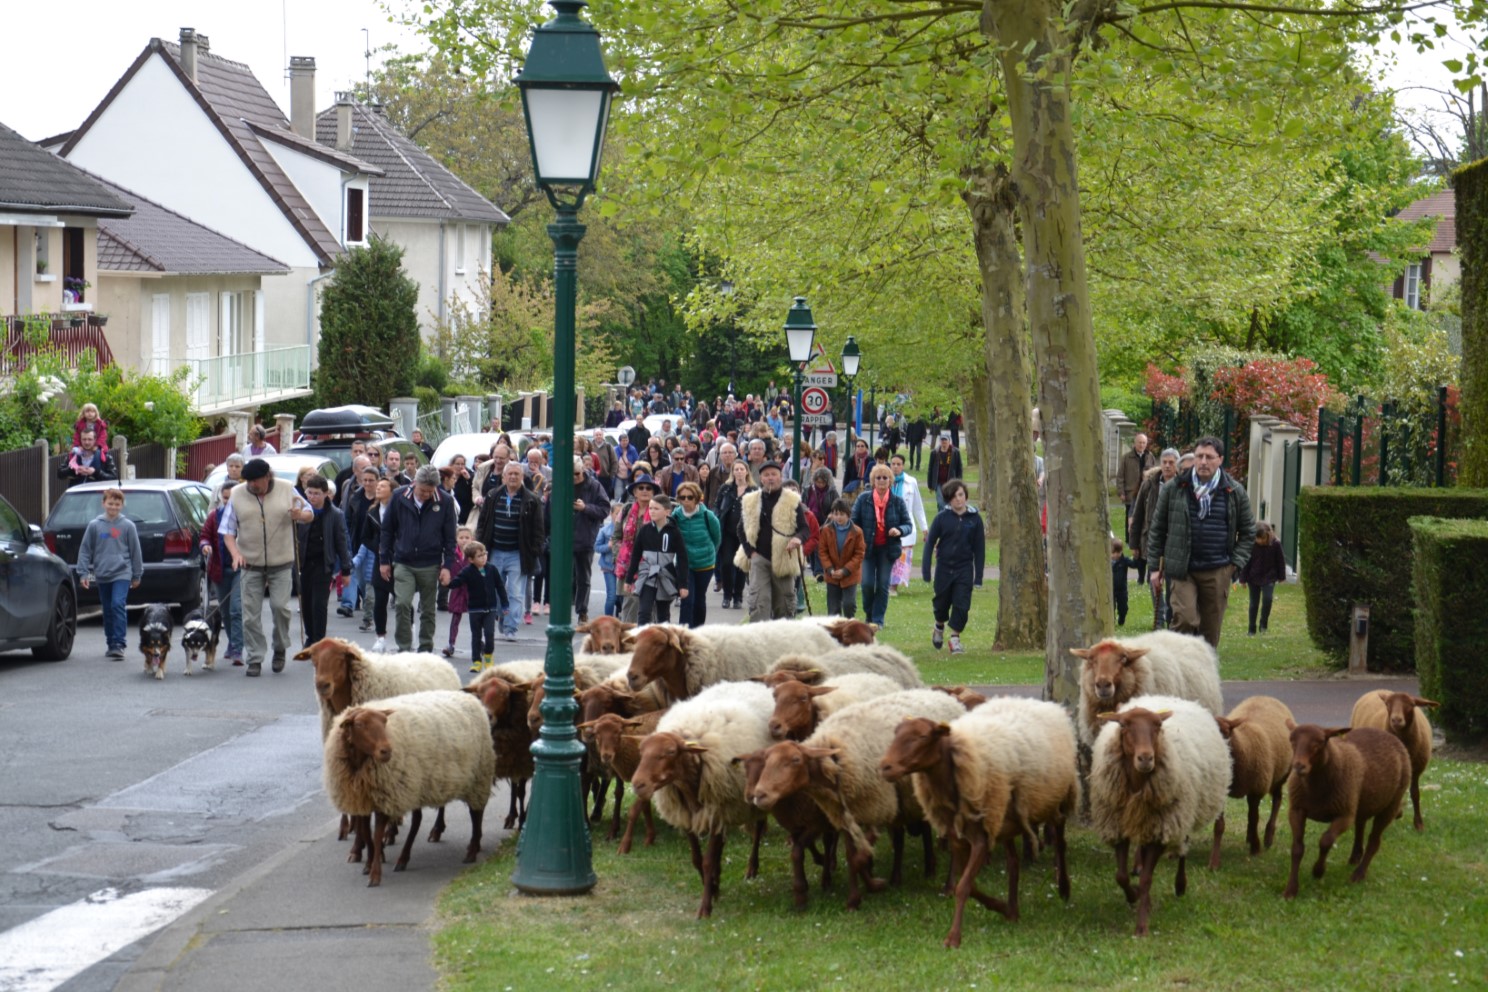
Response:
[442,645,456,658]
[469,659,482,673]
[371,636,386,652]
[948,633,964,655]
[358,616,373,632]
[504,631,518,642]
[232,657,245,667]
[271,651,285,673]
[524,612,533,625]
[105,647,124,661]
[246,662,262,677]
[336,606,354,618]
[483,653,494,670]
[932,624,945,650]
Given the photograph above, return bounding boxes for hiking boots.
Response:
[271,651,285,673]
[246,662,262,677]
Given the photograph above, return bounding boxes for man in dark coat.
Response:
[59,428,117,487]
[476,461,546,640]
[546,458,611,624]
[380,465,457,652]
[905,417,929,470]
[925,433,963,511]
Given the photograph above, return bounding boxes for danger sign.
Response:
[800,386,831,416]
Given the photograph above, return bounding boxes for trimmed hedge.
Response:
[1409,516,1488,740]
[1299,487,1488,670]
[1457,157,1488,486]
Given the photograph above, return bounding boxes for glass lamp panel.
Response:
[525,88,606,185]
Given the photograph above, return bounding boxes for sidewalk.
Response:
[115,674,1416,992]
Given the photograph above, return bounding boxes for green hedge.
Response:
[1299,487,1488,670]
[1456,157,1488,486]
[1409,516,1488,740]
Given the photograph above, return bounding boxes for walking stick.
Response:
[797,546,814,616]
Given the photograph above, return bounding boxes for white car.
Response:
[203,454,340,498]
[615,414,681,437]
[429,432,534,469]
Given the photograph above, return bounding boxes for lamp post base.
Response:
[510,728,597,895]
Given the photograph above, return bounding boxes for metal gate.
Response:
[1280,439,1301,569]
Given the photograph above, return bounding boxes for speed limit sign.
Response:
[800,386,830,416]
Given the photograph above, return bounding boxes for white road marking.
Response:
[0,886,212,992]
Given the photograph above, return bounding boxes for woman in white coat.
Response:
[887,452,929,594]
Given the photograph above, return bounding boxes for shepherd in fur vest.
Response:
[736,461,810,622]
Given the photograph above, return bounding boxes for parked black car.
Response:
[44,480,212,617]
[288,404,426,475]
[0,492,77,660]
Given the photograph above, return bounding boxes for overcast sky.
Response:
[0,1,1477,155]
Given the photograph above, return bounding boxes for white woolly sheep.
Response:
[626,620,839,701]
[323,689,496,887]
[748,689,968,909]
[880,696,1079,948]
[1283,721,1410,899]
[1209,695,1295,869]
[1071,630,1223,747]
[1089,694,1231,936]
[759,643,923,690]
[768,672,904,741]
[629,680,775,918]
[1348,690,1439,831]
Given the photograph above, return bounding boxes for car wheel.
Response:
[33,583,77,661]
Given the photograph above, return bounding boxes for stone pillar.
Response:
[575,387,586,431]
[1299,440,1329,491]
[35,438,50,516]
[274,413,296,453]
[227,411,252,448]
[440,397,457,435]
[389,397,419,439]
[486,394,503,432]
[458,395,482,434]
[1263,424,1302,534]
[114,434,132,482]
[1247,416,1280,500]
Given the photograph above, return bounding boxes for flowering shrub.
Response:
[1143,363,1189,404]
[1208,357,1339,441]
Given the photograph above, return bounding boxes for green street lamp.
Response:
[784,297,817,484]
[510,0,618,896]
[840,335,861,460]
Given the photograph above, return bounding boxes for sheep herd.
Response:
[299,617,1441,943]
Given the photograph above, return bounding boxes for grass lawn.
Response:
[435,761,1488,991]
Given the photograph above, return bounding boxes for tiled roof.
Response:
[86,171,289,275]
[0,120,133,217]
[314,101,509,224]
[1396,188,1455,254]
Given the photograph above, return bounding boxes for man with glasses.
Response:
[562,456,612,624]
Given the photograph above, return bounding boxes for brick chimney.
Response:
[289,56,316,139]
[335,91,354,151]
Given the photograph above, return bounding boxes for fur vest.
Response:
[738,487,803,578]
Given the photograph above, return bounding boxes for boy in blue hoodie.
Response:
[447,539,511,672]
[77,487,143,661]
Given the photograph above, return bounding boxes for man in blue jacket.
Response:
[380,464,457,652]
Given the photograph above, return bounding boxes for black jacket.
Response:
[381,485,458,570]
[297,504,352,578]
[545,470,611,552]
[476,483,546,575]
[624,519,689,592]
[59,447,117,487]
[448,561,511,613]
[344,486,375,552]
[713,480,755,544]
[925,446,963,495]
[921,506,986,585]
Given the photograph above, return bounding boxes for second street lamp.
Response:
[510,0,618,896]
[784,296,817,483]
[721,279,737,397]
[840,335,861,468]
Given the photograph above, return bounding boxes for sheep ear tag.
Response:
[683,740,709,753]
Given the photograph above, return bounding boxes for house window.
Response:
[34,230,52,277]
[456,224,467,274]
[62,227,86,303]
[1405,262,1422,310]
[346,187,365,244]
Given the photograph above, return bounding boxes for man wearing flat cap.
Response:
[926,432,963,511]
[738,460,809,621]
[222,458,313,677]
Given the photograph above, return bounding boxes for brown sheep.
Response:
[577,712,663,851]
[576,677,670,725]
[932,685,989,709]
[820,617,878,646]
[1071,630,1223,747]
[767,673,902,741]
[464,668,541,830]
[575,615,637,655]
[1282,722,1410,900]
[1349,691,1439,831]
[732,747,839,909]
[1209,695,1295,869]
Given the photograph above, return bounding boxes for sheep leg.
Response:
[1174,852,1188,897]
[687,832,705,882]
[844,836,873,910]
[1311,813,1352,880]
[1246,794,1264,856]
[918,821,938,879]
[1052,819,1071,902]
[1000,837,1021,921]
[889,824,906,886]
[1347,810,1368,866]
[821,830,837,891]
[1283,807,1307,899]
[617,796,646,854]
[1133,842,1162,937]
[428,805,447,843]
[942,832,961,897]
[1263,781,1285,850]
[368,811,392,887]
[643,799,656,847]
[337,813,351,842]
[463,804,484,864]
[696,832,724,919]
[944,832,990,949]
[394,808,422,872]
[349,815,368,864]
[746,817,766,879]
[1411,771,1424,832]
[1114,839,1138,905]
[1209,812,1225,871]
[607,778,625,840]
[1349,811,1391,883]
[790,834,810,909]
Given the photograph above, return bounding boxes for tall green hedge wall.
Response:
[1457,157,1488,486]
[1409,516,1488,740]
[1299,487,1488,670]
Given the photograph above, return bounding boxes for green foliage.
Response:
[415,348,451,393]
[1099,383,1149,426]
[1298,487,1488,670]
[414,387,442,416]
[1410,515,1488,740]
[1456,156,1488,485]
[316,237,420,409]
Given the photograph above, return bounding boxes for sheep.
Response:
[1282,721,1410,900]
[747,689,968,909]
[1089,694,1231,936]
[801,615,880,646]
[465,660,546,829]
[1071,630,1223,747]
[521,654,635,831]
[732,746,840,909]
[1348,690,1440,831]
[576,710,664,852]
[768,672,904,741]
[1209,695,1295,869]
[932,685,989,710]
[758,644,923,690]
[322,689,495,887]
[575,615,639,655]
[879,697,1078,948]
[629,680,776,918]
[626,620,839,702]
[293,637,462,848]
[577,671,670,726]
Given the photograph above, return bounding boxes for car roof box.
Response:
[298,405,396,436]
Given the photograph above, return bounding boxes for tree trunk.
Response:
[968,364,1000,541]
[963,163,1046,651]
[963,384,981,467]
[984,0,1111,696]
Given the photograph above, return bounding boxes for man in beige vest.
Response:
[737,460,808,622]
[223,458,312,677]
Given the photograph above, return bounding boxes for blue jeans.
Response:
[98,579,129,651]
[218,568,243,657]
[490,549,525,636]
[602,569,618,617]
[340,545,374,612]
[861,546,896,626]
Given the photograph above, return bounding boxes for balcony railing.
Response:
[183,345,312,415]
[2,314,115,375]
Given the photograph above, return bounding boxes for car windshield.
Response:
[50,492,171,529]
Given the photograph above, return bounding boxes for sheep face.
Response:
[1099,707,1172,777]
[631,731,705,801]
[468,678,515,721]
[1073,640,1150,704]
[769,681,836,741]
[732,749,770,799]
[526,676,548,738]
[755,668,823,688]
[340,706,395,763]
[626,627,688,700]
[879,717,951,783]
[1287,722,1349,778]
[577,683,636,725]
[826,619,877,646]
[750,741,838,811]
[933,685,987,709]
[293,637,358,708]
[577,715,633,767]
[577,616,636,654]
[1381,692,1439,735]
